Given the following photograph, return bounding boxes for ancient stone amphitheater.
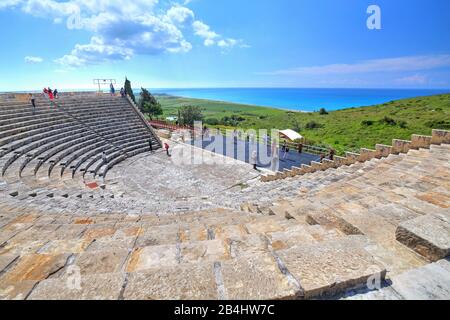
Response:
[0,92,449,300]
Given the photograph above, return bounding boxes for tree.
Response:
[319,108,328,115]
[139,88,158,109]
[124,77,135,103]
[178,105,203,126]
[142,102,163,120]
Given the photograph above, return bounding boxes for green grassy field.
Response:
[155,93,450,154]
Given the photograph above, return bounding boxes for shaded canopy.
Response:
[279,129,303,141]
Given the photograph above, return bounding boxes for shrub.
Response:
[361,120,374,126]
[319,108,329,115]
[379,116,397,126]
[398,120,408,128]
[205,118,220,125]
[305,121,324,129]
[425,120,450,129]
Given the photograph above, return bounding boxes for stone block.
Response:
[411,134,432,149]
[396,214,450,261]
[276,236,386,298]
[392,139,412,154]
[431,129,450,145]
[124,262,217,300]
[220,253,302,300]
[28,273,126,300]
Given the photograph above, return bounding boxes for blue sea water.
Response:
[149,88,449,112]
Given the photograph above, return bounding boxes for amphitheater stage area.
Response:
[0,92,449,300]
[105,141,261,213]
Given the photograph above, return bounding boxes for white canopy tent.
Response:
[279,129,303,141]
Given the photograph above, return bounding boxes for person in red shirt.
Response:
[164,142,170,157]
[48,88,54,100]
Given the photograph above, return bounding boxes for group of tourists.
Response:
[320,148,336,162]
[43,87,58,100]
[110,83,127,98]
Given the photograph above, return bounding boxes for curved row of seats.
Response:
[0,93,161,193]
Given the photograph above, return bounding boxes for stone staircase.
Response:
[0,206,387,299]
[261,129,449,182]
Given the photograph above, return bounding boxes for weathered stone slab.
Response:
[396,214,450,261]
[178,226,208,242]
[124,262,217,300]
[51,225,87,240]
[306,208,363,235]
[416,191,450,209]
[0,254,19,272]
[82,226,116,241]
[388,260,450,299]
[220,253,301,300]
[214,224,248,240]
[28,273,126,300]
[276,236,386,299]
[135,224,179,247]
[38,239,91,254]
[126,245,178,272]
[86,236,135,251]
[0,280,36,300]
[72,249,129,275]
[267,225,317,251]
[245,217,286,234]
[1,253,69,282]
[228,234,270,258]
[0,239,47,256]
[180,239,229,264]
[431,129,450,145]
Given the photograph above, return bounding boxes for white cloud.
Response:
[1,1,245,67]
[0,0,22,10]
[192,20,219,46]
[261,55,450,76]
[56,36,132,67]
[395,74,428,85]
[165,6,194,26]
[24,56,43,64]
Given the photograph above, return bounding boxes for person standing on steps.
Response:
[47,88,55,108]
[320,153,325,163]
[53,89,58,99]
[29,93,36,115]
[329,148,335,161]
[110,83,115,96]
[164,142,171,157]
[283,143,290,160]
[148,140,154,153]
[120,88,125,98]
[251,150,258,171]
[102,151,108,165]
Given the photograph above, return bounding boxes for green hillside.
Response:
[155,93,450,154]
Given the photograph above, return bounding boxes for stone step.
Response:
[275,235,387,299]
[343,258,450,300]
[396,213,450,261]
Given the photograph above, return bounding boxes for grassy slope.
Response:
[156,93,450,154]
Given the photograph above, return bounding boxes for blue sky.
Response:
[0,0,449,91]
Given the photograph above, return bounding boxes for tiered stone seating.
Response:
[0,206,388,299]
[0,92,161,199]
[0,93,448,300]
[241,143,450,277]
